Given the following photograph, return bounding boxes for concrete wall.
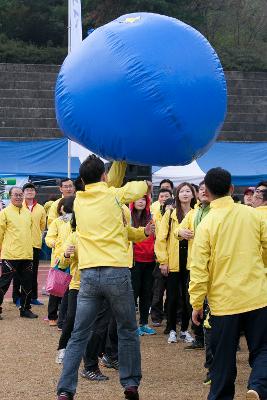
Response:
[0,63,266,142]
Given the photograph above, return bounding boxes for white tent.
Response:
[152,161,205,186]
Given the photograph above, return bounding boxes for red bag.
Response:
[46,267,72,297]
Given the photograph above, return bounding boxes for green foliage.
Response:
[0,0,266,70]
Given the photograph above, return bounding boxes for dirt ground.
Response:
[0,300,251,400]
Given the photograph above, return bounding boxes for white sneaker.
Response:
[180,331,194,343]
[168,330,177,343]
[55,348,66,364]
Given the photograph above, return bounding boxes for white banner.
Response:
[68,0,82,53]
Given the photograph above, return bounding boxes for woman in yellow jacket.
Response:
[155,182,196,344]
[45,196,74,326]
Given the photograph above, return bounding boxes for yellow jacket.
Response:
[23,202,46,249]
[175,207,197,268]
[255,206,267,220]
[44,200,54,216]
[154,208,163,238]
[155,209,180,272]
[151,200,160,216]
[47,161,127,227]
[59,231,80,291]
[74,180,147,269]
[189,196,267,316]
[0,204,33,260]
[122,205,147,267]
[45,217,72,266]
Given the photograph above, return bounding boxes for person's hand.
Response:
[145,220,155,236]
[146,180,153,196]
[160,264,169,277]
[51,241,56,248]
[65,244,75,257]
[179,228,194,240]
[192,309,203,326]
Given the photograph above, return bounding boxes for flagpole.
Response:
[67,0,71,178]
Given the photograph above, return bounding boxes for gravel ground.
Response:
[0,300,251,400]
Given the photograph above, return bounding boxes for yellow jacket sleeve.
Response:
[45,219,58,248]
[127,226,147,243]
[58,232,75,269]
[0,210,7,248]
[107,161,127,188]
[155,210,171,265]
[40,208,46,232]
[189,223,211,310]
[47,201,59,228]
[174,210,192,240]
[114,181,148,205]
[260,219,267,267]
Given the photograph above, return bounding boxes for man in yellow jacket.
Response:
[12,183,46,306]
[0,187,38,319]
[47,178,75,227]
[57,155,150,400]
[189,168,267,400]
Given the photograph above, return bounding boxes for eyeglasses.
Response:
[11,194,23,198]
[62,185,74,189]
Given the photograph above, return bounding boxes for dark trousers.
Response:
[0,259,33,311]
[84,299,118,371]
[58,288,69,328]
[176,246,190,332]
[208,306,267,400]
[151,263,167,323]
[58,289,78,350]
[131,261,155,325]
[13,247,40,301]
[48,294,61,320]
[204,327,213,379]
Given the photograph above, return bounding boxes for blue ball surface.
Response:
[56,12,227,166]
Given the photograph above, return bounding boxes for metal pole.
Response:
[67,0,71,178]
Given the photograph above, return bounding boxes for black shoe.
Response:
[57,392,74,400]
[164,327,170,335]
[80,368,109,381]
[101,354,119,370]
[20,309,38,319]
[184,340,204,350]
[124,386,139,400]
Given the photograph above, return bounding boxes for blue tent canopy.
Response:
[0,139,266,186]
[0,138,80,178]
[153,142,267,186]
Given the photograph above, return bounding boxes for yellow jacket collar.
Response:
[210,196,234,209]
[257,206,267,210]
[9,203,23,211]
[84,182,107,191]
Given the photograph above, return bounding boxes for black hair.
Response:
[74,176,85,191]
[204,168,232,197]
[79,155,105,185]
[60,178,73,187]
[57,196,75,216]
[191,183,199,193]
[160,179,174,190]
[232,195,241,203]
[158,188,172,198]
[262,190,267,202]
[70,211,77,231]
[199,180,205,187]
[256,181,267,189]
[9,186,22,196]
[22,182,37,192]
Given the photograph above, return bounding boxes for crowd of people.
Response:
[0,156,267,400]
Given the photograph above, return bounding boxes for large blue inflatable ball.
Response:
[56,13,227,166]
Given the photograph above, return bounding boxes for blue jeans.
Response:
[57,267,142,395]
